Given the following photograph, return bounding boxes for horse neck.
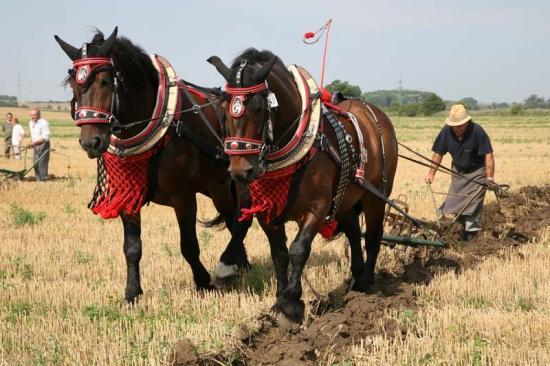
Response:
[117,61,158,139]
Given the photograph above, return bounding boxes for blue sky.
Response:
[1,0,549,103]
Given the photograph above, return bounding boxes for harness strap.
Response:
[322,105,354,222]
[173,121,227,161]
[224,137,263,155]
[315,133,341,164]
[74,106,112,125]
[179,82,224,145]
[345,111,367,182]
[363,102,388,195]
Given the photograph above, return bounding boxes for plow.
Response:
[359,142,511,250]
[0,147,50,180]
[0,147,71,181]
[381,193,447,248]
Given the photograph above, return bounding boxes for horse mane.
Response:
[64,29,158,90]
[231,48,282,68]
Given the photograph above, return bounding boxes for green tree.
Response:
[459,97,479,110]
[524,94,547,109]
[325,80,362,99]
[510,104,524,116]
[400,103,421,117]
[421,93,446,116]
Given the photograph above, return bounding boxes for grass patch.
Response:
[472,336,488,366]
[461,296,491,309]
[199,229,213,246]
[517,297,535,312]
[10,255,33,280]
[74,249,94,264]
[9,203,46,226]
[82,303,130,322]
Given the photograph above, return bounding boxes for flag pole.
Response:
[320,18,332,87]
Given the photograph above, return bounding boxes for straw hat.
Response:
[445,104,471,126]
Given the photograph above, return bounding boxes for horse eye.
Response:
[101,78,112,87]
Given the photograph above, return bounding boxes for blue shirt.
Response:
[431,121,493,173]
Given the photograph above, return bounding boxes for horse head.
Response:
[54,28,120,158]
[55,27,157,159]
[208,49,299,183]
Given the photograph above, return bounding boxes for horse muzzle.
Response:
[228,158,259,184]
[79,133,109,159]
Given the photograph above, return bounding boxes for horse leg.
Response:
[211,181,251,282]
[121,212,143,303]
[174,197,213,290]
[338,210,365,290]
[275,214,323,323]
[259,221,289,302]
[357,196,386,292]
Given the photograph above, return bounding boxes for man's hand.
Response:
[486,177,498,190]
[425,172,435,184]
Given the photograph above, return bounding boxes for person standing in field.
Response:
[11,118,25,160]
[28,108,51,181]
[425,104,496,241]
[2,112,14,158]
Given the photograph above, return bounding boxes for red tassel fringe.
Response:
[90,150,155,219]
[319,220,337,239]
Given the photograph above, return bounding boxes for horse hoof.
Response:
[197,283,216,292]
[213,275,238,289]
[239,260,252,271]
[351,281,372,293]
[214,262,239,279]
[213,262,239,288]
[124,289,143,304]
[271,297,305,324]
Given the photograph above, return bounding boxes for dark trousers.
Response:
[33,141,50,181]
[3,140,10,158]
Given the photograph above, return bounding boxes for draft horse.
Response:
[208,49,398,321]
[54,28,251,302]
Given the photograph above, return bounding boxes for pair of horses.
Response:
[55,28,397,322]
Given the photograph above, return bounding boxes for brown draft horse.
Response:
[208,49,398,322]
[54,28,251,303]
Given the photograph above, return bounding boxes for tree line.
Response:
[0,95,18,107]
[324,80,550,116]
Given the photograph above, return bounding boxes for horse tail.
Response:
[198,214,227,229]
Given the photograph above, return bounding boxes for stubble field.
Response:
[1,106,549,365]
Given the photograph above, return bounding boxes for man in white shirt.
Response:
[29,108,51,181]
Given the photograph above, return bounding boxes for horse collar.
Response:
[223,65,321,172]
[108,55,180,156]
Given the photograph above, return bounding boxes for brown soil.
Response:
[194,185,550,366]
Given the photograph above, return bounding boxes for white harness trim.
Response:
[108,55,180,157]
[264,65,321,171]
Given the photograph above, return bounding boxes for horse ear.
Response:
[54,35,79,61]
[207,56,231,82]
[98,26,118,56]
[254,57,278,83]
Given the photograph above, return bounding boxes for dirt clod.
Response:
[168,338,199,366]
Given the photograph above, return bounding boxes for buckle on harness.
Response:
[110,116,122,135]
[315,133,328,151]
